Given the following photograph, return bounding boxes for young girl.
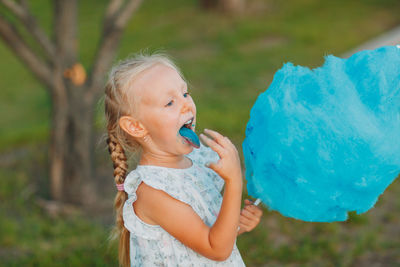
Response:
[104,52,263,266]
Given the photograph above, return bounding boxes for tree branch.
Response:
[0,0,56,60]
[54,0,78,66]
[104,0,124,24]
[86,0,143,101]
[0,15,54,89]
[114,0,142,29]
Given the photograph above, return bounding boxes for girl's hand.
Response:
[238,199,263,234]
[199,129,242,185]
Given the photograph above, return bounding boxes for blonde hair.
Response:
[103,51,186,267]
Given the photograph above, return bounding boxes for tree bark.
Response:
[199,0,246,13]
[49,79,68,202]
[49,65,97,205]
[219,0,245,13]
[64,85,96,204]
[199,0,218,9]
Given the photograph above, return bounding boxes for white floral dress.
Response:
[122,143,246,267]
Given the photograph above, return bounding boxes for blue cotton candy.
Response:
[242,45,400,222]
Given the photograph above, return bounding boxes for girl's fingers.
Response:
[245,205,263,217]
[244,199,253,204]
[255,208,263,217]
[199,133,225,156]
[238,223,249,232]
[239,215,252,227]
[244,200,264,216]
[224,136,234,145]
[241,209,255,219]
[203,129,229,148]
[242,208,261,223]
[245,204,258,212]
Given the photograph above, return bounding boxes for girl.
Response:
[104,52,263,266]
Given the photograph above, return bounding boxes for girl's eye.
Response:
[165,92,190,107]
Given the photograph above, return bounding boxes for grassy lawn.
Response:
[1,0,400,266]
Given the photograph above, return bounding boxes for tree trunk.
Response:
[220,0,246,13]
[50,82,97,205]
[49,71,68,202]
[65,85,96,205]
[199,0,218,9]
[199,0,246,13]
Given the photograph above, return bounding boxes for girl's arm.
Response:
[208,180,242,257]
[138,179,241,261]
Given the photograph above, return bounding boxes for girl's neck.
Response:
[139,152,192,169]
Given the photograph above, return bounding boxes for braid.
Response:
[107,132,130,267]
[107,133,128,184]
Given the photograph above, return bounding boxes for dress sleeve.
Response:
[123,169,142,200]
[122,170,163,240]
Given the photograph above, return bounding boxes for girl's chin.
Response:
[182,137,193,148]
[176,134,190,146]
[181,137,195,151]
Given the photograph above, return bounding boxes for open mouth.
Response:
[181,117,194,131]
[179,117,200,148]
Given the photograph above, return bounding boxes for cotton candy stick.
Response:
[253,198,261,206]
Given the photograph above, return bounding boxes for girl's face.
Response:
[130,63,197,156]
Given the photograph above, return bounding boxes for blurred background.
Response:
[1,0,399,266]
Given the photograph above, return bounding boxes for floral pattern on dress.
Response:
[122,143,246,267]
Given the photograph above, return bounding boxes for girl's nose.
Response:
[181,101,191,114]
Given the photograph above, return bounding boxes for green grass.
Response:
[0,146,118,266]
[1,0,400,266]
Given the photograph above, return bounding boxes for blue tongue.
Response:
[179,126,200,148]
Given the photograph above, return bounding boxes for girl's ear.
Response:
[119,115,147,138]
